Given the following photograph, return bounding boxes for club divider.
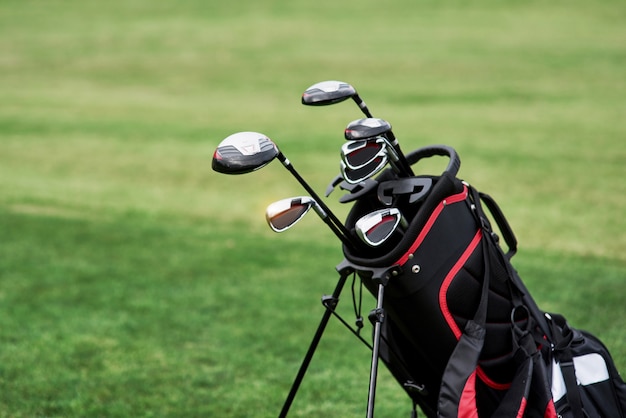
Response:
[276,152,360,249]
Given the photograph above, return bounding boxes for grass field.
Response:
[1,1,625,417]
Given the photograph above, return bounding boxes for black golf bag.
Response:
[337,146,626,417]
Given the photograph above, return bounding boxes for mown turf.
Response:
[1,0,624,416]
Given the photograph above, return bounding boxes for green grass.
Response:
[1,0,625,416]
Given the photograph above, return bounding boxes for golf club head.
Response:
[340,154,388,185]
[301,80,356,106]
[212,132,279,175]
[341,138,392,169]
[344,118,392,141]
[355,208,408,247]
[266,196,320,232]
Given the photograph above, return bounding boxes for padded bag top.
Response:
[342,146,464,267]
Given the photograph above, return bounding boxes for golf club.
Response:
[340,136,402,181]
[344,118,414,177]
[354,208,408,247]
[301,80,373,118]
[340,153,389,185]
[212,132,359,249]
[266,196,356,248]
[266,196,325,232]
[301,80,414,176]
[341,138,399,170]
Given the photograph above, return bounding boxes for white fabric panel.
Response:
[551,353,610,401]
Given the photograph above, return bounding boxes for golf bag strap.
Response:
[437,221,491,417]
[490,323,536,417]
[494,316,557,418]
[470,185,554,341]
[560,360,585,418]
[477,191,517,260]
[549,314,586,418]
[472,186,559,416]
[438,186,555,417]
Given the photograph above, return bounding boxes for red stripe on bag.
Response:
[477,367,511,390]
[394,186,468,266]
[439,229,483,339]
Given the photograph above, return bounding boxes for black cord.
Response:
[351,272,364,334]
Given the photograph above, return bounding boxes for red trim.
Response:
[476,367,511,390]
[438,229,514,391]
[458,371,479,418]
[516,397,528,418]
[439,229,483,340]
[544,400,558,418]
[394,186,468,266]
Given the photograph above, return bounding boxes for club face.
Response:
[341,138,388,169]
[301,80,356,106]
[344,118,392,140]
[340,154,388,184]
[212,132,279,175]
[355,208,407,247]
[266,197,315,232]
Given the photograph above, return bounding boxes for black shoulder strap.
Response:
[437,201,492,417]
[470,186,554,341]
[464,185,557,416]
[550,314,585,418]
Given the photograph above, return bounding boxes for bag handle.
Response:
[477,191,518,259]
[406,145,461,177]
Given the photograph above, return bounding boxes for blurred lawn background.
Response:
[0,0,624,417]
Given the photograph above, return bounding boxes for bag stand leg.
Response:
[367,282,386,418]
[278,268,351,418]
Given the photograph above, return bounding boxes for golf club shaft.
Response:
[383,131,415,176]
[349,98,415,177]
[277,152,359,249]
[351,94,373,118]
[316,208,360,249]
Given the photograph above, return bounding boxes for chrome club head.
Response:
[265,196,325,232]
[341,138,388,169]
[340,155,389,185]
[301,80,357,106]
[344,118,393,141]
[355,208,408,247]
[212,132,279,175]
[212,131,358,249]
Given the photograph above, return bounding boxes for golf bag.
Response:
[339,145,626,417]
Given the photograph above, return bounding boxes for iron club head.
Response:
[266,196,325,232]
[355,208,408,247]
[212,131,358,249]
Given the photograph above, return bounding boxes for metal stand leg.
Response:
[366,283,385,418]
[278,270,351,418]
